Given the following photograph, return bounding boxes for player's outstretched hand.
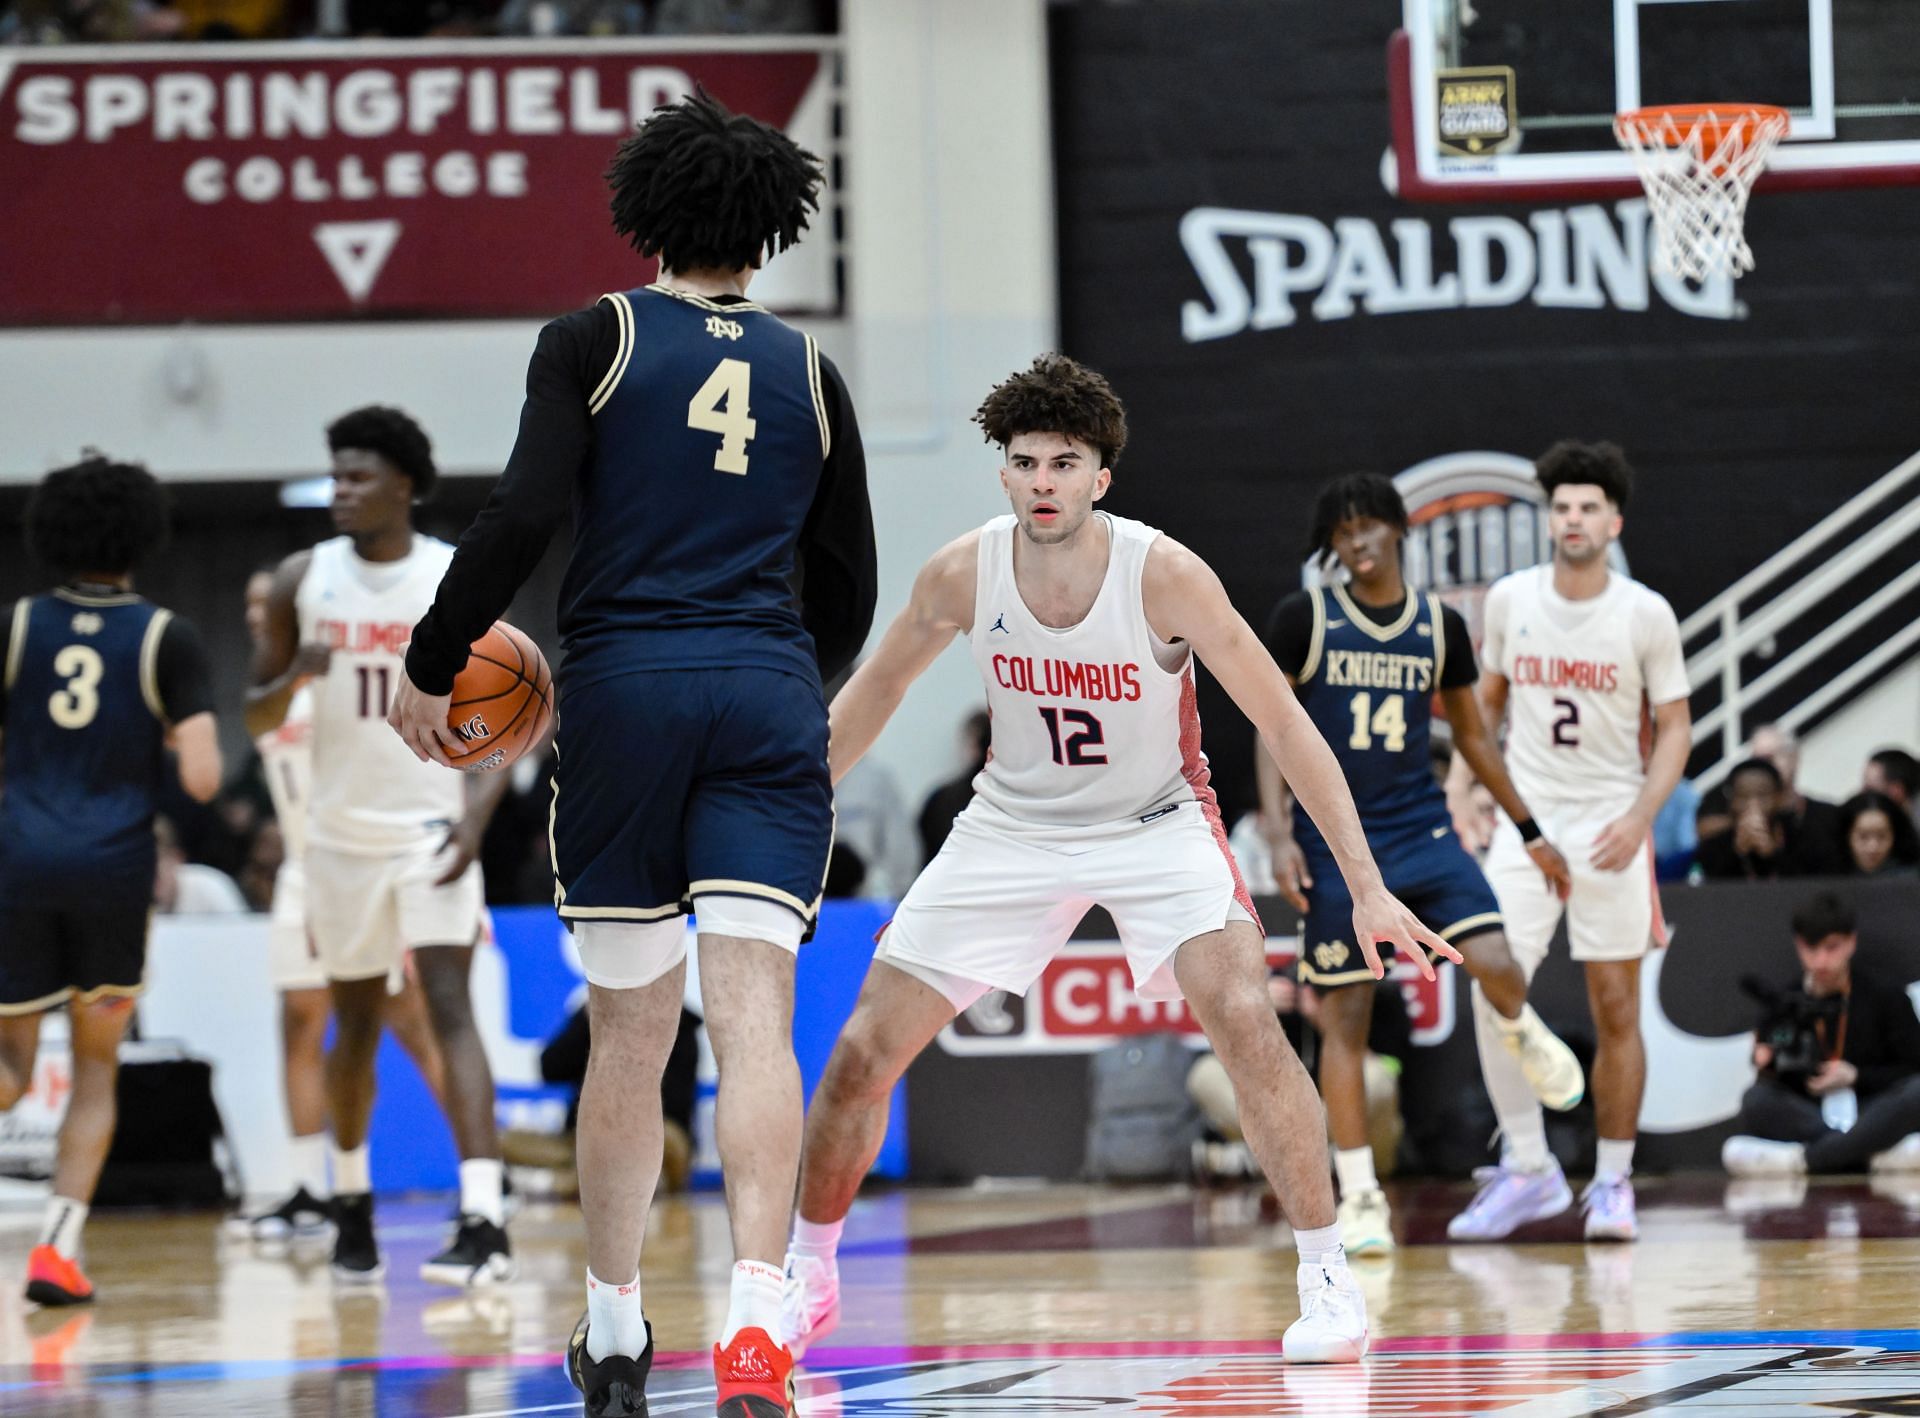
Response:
[1590,808,1652,873]
[387,669,461,768]
[1350,885,1464,982]
[1269,834,1314,914]
[1526,837,1574,901]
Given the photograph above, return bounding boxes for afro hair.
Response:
[326,405,437,498]
[973,354,1129,469]
[25,454,170,579]
[1536,439,1634,511]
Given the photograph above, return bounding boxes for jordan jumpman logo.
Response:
[989,613,1010,634]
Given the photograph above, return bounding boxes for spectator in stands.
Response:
[916,708,989,865]
[651,0,826,35]
[1837,791,1920,879]
[153,818,248,915]
[1722,891,1920,1177]
[1653,776,1700,880]
[496,0,645,34]
[235,818,285,912]
[1695,759,1824,881]
[1864,748,1919,824]
[1697,724,1844,873]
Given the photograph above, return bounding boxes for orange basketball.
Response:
[445,621,552,773]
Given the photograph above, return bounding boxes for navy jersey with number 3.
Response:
[0,591,174,900]
[561,283,835,687]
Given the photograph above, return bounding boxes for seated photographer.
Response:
[1722,891,1920,1176]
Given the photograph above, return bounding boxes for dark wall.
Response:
[1051,0,1920,821]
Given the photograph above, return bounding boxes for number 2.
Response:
[1346,691,1407,752]
[48,644,104,729]
[1551,696,1580,747]
[687,358,757,475]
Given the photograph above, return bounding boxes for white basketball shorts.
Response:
[306,838,486,984]
[1483,794,1666,967]
[268,856,327,993]
[875,798,1258,1010]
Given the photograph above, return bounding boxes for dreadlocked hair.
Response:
[327,405,438,498]
[972,354,1129,467]
[26,453,170,578]
[1536,439,1634,511]
[606,89,824,273]
[1305,473,1407,567]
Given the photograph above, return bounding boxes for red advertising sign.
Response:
[0,41,836,325]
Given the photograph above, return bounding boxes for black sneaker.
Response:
[330,1192,385,1284]
[566,1313,652,1416]
[420,1215,514,1288]
[234,1186,334,1241]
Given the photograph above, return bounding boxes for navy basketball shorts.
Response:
[550,666,833,935]
[0,895,152,1015]
[1298,824,1503,988]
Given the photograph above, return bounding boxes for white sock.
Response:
[1472,982,1550,1171]
[1333,1146,1378,1199]
[1293,1222,1345,1268]
[331,1141,370,1196]
[585,1269,647,1362]
[720,1259,785,1348]
[791,1214,844,1262]
[39,1196,88,1261]
[1595,1137,1635,1183]
[460,1157,505,1227]
[1491,1001,1530,1032]
[290,1134,330,1199]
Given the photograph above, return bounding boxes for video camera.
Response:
[1739,977,1845,1085]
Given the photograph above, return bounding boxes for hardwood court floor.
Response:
[3,1173,1920,1414]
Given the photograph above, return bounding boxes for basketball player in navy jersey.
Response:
[251,408,515,1288]
[1257,474,1583,1255]
[0,456,221,1306]
[781,357,1458,1368]
[388,93,875,1418]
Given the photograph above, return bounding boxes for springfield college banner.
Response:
[0,41,837,324]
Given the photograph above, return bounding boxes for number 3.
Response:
[687,358,757,475]
[49,644,104,729]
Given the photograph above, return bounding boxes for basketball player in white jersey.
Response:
[1445,441,1691,1243]
[782,355,1458,1365]
[248,407,513,1286]
[235,568,448,1244]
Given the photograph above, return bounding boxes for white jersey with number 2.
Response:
[296,534,463,856]
[1480,564,1689,805]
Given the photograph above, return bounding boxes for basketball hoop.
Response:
[1614,103,1790,282]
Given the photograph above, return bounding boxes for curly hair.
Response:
[973,354,1129,468]
[1536,439,1634,511]
[327,405,437,498]
[606,89,824,274]
[25,454,170,578]
[1305,472,1407,567]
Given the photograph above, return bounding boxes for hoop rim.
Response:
[1615,102,1792,147]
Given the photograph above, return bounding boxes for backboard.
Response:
[1390,0,1920,200]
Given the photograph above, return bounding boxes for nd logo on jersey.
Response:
[704,315,744,341]
[1313,941,1351,972]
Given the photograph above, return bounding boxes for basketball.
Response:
[444,621,552,773]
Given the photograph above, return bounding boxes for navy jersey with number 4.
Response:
[561,283,836,689]
[0,591,176,901]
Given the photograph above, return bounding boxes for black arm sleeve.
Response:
[797,355,878,683]
[0,600,13,727]
[1439,605,1480,690]
[1261,591,1315,679]
[154,614,217,723]
[405,305,615,695]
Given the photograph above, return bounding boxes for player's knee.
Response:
[1201,980,1282,1051]
[823,1023,904,1103]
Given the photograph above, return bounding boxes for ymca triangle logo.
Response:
[313,220,401,303]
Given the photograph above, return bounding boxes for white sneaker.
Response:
[1283,1262,1370,1363]
[781,1250,840,1358]
[1502,1006,1585,1112]
[1870,1132,1920,1174]
[1721,1135,1808,1178]
[1337,1187,1394,1255]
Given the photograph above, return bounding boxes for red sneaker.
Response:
[713,1325,795,1417]
[25,1245,94,1307]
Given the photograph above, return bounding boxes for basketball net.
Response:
[1614,103,1790,282]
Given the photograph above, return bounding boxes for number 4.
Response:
[687,358,756,475]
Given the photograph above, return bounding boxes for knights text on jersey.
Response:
[967,513,1210,832]
[1290,583,1453,849]
[297,536,465,855]
[1481,565,1690,802]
